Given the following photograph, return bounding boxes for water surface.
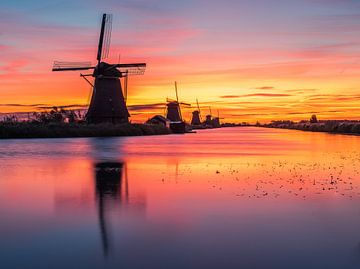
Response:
[1,127,360,269]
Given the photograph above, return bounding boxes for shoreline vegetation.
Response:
[0,107,246,139]
[260,117,360,135]
[0,122,171,139]
[0,108,170,139]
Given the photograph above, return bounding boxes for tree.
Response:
[310,114,318,123]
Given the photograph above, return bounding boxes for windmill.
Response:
[165,81,191,122]
[52,13,146,124]
[204,106,213,125]
[191,98,202,125]
[212,109,224,128]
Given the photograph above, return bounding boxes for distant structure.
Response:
[165,82,191,121]
[166,102,183,122]
[212,110,224,128]
[165,82,190,133]
[204,106,213,125]
[52,14,146,124]
[212,117,221,128]
[205,114,212,125]
[203,107,223,128]
[191,99,202,125]
[146,115,170,128]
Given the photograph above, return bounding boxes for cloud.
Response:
[220,93,292,98]
[254,86,274,90]
[0,103,47,107]
[128,103,165,111]
[286,88,319,93]
[305,94,360,102]
[219,95,241,99]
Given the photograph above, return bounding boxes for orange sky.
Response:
[1,0,360,123]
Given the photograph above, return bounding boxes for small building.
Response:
[146,115,170,128]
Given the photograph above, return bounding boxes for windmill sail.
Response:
[52,61,94,71]
[115,63,146,76]
[102,14,112,61]
[97,14,113,63]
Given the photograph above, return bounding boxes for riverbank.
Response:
[261,120,360,135]
[0,122,171,139]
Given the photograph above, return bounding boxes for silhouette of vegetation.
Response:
[262,119,360,135]
[310,114,318,123]
[30,107,84,124]
[0,108,170,139]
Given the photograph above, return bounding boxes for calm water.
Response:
[1,127,360,269]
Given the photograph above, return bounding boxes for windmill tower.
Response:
[211,110,223,128]
[191,98,202,125]
[204,106,213,125]
[165,81,190,122]
[52,14,146,124]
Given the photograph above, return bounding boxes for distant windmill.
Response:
[165,81,191,122]
[191,98,202,125]
[204,106,213,125]
[52,14,146,124]
[212,109,224,128]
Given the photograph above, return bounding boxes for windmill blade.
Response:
[124,74,128,104]
[179,102,191,107]
[196,98,202,120]
[102,14,113,61]
[175,81,179,103]
[52,61,95,71]
[114,63,146,76]
[97,14,107,63]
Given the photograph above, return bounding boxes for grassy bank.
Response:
[0,122,171,139]
[262,120,360,135]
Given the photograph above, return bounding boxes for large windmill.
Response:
[165,81,191,122]
[52,14,146,124]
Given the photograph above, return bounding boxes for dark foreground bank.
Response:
[262,120,360,135]
[0,122,171,139]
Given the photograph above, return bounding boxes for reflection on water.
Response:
[1,127,360,269]
[95,162,126,257]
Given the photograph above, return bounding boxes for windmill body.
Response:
[52,14,146,124]
[165,82,190,133]
[191,111,201,125]
[205,114,212,125]
[191,98,202,125]
[165,82,190,122]
[166,102,182,122]
[87,63,129,123]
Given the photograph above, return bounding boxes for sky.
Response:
[1,0,360,123]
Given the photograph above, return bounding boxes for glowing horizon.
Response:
[1,0,360,123]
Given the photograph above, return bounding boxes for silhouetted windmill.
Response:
[165,81,191,122]
[212,109,224,128]
[52,14,146,124]
[204,106,213,125]
[191,98,202,125]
